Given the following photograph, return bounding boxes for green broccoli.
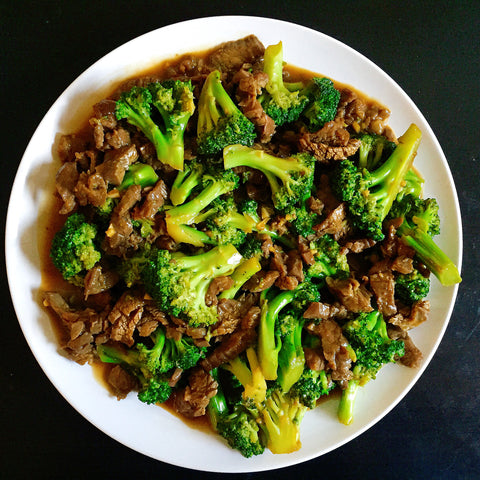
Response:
[259,42,309,126]
[218,256,262,300]
[396,168,425,202]
[338,311,405,425]
[141,245,242,327]
[118,163,159,190]
[116,243,153,287]
[223,144,315,211]
[97,333,172,405]
[388,193,461,285]
[50,213,101,282]
[290,366,335,409]
[395,269,430,304]
[115,80,195,171]
[330,123,422,240]
[306,234,350,281]
[170,158,204,206]
[301,77,341,132]
[164,168,239,246]
[355,133,397,170]
[197,70,256,155]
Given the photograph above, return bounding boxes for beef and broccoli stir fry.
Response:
[42,35,461,457]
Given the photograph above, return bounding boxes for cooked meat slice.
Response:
[342,238,377,254]
[57,134,89,163]
[303,301,348,320]
[172,367,218,418]
[96,144,138,185]
[244,270,280,292]
[55,161,79,214]
[105,127,131,149]
[387,325,423,368]
[391,255,414,274]
[201,306,260,371]
[132,179,168,220]
[107,365,138,400]
[306,318,352,386]
[304,347,326,371]
[205,276,235,307]
[108,292,146,347]
[313,203,349,239]
[389,300,430,331]
[73,172,108,207]
[326,277,373,312]
[369,269,397,317]
[83,265,119,298]
[206,35,265,77]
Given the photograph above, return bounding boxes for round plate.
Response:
[5,16,462,473]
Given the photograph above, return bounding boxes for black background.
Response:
[2,1,479,479]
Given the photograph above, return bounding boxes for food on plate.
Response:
[41,35,461,457]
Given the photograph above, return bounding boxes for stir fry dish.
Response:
[42,35,461,457]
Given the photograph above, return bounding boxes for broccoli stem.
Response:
[263,42,290,103]
[257,290,295,380]
[399,228,462,286]
[207,369,228,430]
[368,124,422,220]
[218,257,262,300]
[337,379,360,425]
[119,163,159,190]
[170,162,203,206]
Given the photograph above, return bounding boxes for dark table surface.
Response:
[2,2,479,479]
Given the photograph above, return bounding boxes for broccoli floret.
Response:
[115,80,195,171]
[237,235,263,259]
[257,387,308,454]
[164,168,239,246]
[197,70,256,155]
[257,282,320,382]
[396,168,425,202]
[223,145,315,211]
[301,77,340,132]
[331,123,422,240]
[290,367,335,409]
[388,193,461,285]
[116,244,153,287]
[170,158,204,206]
[50,213,101,282]
[307,235,350,280]
[259,42,309,126]
[141,245,242,327]
[355,133,397,170]
[95,196,117,229]
[118,163,159,190]
[97,332,173,405]
[338,311,405,425]
[395,269,430,304]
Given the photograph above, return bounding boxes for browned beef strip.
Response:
[83,265,119,298]
[306,318,353,387]
[96,144,138,185]
[368,267,397,317]
[303,301,348,320]
[42,292,109,365]
[201,306,261,371]
[206,35,265,77]
[107,365,138,400]
[108,292,146,347]
[389,300,430,331]
[244,270,280,292]
[205,276,235,307]
[304,347,326,371]
[233,67,275,142]
[172,367,218,418]
[55,161,79,214]
[106,127,131,150]
[313,203,349,239]
[132,179,168,220]
[391,255,414,274]
[342,238,377,254]
[73,172,108,207]
[57,134,90,163]
[105,184,142,254]
[387,325,423,368]
[326,277,373,312]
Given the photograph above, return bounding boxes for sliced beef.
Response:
[342,238,377,254]
[108,292,146,347]
[132,179,168,220]
[55,161,79,214]
[244,269,280,292]
[306,318,352,387]
[368,261,397,317]
[172,367,218,418]
[303,301,348,320]
[96,144,138,185]
[313,203,349,240]
[107,365,138,400]
[83,265,120,298]
[389,300,430,331]
[387,325,423,368]
[73,172,108,207]
[326,277,373,312]
[205,276,235,307]
[57,134,90,163]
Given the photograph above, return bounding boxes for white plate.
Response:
[5,16,462,473]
